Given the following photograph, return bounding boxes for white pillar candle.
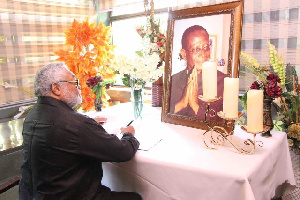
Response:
[223,77,239,118]
[247,89,263,133]
[202,61,217,99]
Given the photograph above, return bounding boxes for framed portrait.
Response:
[161,1,243,131]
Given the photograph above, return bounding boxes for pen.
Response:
[127,120,134,126]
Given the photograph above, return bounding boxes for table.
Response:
[88,103,296,200]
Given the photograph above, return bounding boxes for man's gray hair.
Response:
[34,62,70,96]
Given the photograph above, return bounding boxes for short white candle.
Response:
[202,61,217,99]
[247,89,263,133]
[223,77,239,118]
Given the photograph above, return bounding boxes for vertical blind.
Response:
[0,0,95,106]
[240,0,300,89]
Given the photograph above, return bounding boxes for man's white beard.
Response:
[62,87,82,108]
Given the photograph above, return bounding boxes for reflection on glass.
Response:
[0,135,4,150]
[8,120,23,147]
[0,118,24,152]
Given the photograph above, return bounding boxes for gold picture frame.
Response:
[161,1,244,131]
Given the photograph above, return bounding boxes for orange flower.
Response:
[55,18,116,111]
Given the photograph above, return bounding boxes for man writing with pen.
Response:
[19,62,142,200]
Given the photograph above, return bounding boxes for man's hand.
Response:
[174,74,192,113]
[188,68,200,115]
[120,125,135,135]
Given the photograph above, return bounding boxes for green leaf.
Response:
[91,86,98,93]
[122,74,131,87]
[101,79,114,86]
[239,92,248,110]
[96,91,100,102]
[135,50,144,57]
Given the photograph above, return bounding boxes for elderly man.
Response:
[170,25,226,121]
[19,62,142,200]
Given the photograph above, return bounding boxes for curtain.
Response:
[240,0,300,89]
[98,0,145,13]
[0,0,95,106]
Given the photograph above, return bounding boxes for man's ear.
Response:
[51,83,61,96]
[180,49,187,60]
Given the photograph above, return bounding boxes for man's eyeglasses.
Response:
[188,45,210,54]
[58,79,80,88]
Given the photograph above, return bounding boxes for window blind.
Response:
[0,0,95,106]
[240,0,300,90]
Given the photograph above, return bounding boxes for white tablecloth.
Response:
[88,103,296,200]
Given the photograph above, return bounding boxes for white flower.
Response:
[150,43,158,51]
[116,53,164,88]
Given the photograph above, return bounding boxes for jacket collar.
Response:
[37,96,74,111]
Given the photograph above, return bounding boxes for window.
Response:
[112,17,146,57]
[0,0,96,109]
[0,0,96,152]
[111,11,168,85]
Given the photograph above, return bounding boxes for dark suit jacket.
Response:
[170,69,227,121]
[19,96,139,200]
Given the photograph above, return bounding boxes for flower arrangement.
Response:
[278,64,300,154]
[240,41,285,108]
[135,18,166,66]
[240,41,300,154]
[240,41,285,87]
[86,75,113,110]
[135,0,167,71]
[115,49,163,119]
[249,74,282,99]
[55,18,116,111]
[136,0,166,65]
[115,53,163,89]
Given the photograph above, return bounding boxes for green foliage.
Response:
[135,50,144,58]
[279,91,300,128]
[90,79,114,102]
[239,91,247,110]
[121,74,131,87]
[240,45,300,154]
[285,64,299,93]
[240,51,269,82]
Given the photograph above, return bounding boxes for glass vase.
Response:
[94,97,103,111]
[94,87,103,111]
[130,79,144,119]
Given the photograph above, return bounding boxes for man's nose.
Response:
[196,51,205,57]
